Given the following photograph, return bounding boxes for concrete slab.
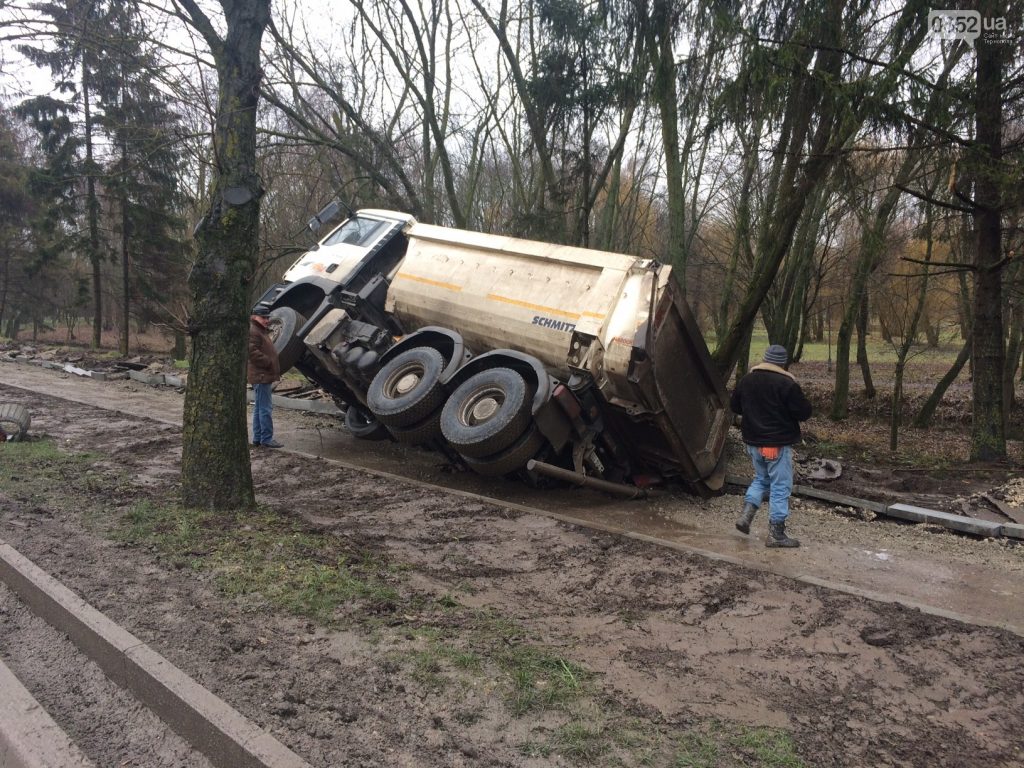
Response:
[0,541,312,768]
[885,503,1004,537]
[127,370,165,387]
[245,390,341,415]
[0,655,95,768]
[1001,523,1024,540]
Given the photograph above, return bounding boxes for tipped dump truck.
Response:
[257,206,730,495]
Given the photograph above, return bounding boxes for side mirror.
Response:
[308,200,343,233]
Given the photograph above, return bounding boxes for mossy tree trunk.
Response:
[177,0,271,510]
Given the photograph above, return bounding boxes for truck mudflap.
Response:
[621,276,730,496]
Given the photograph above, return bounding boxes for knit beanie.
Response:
[763,344,789,366]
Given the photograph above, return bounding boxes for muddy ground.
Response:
[0,384,1023,766]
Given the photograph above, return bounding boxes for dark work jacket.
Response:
[730,363,812,447]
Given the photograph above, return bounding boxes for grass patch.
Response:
[732,726,804,767]
[383,610,589,717]
[501,644,587,715]
[0,439,101,500]
[114,501,398,623]
[518,740,553,758]
[673,730,721,767]
[737,329,961,366]
[0,438,67,470]
[670,723,805,768]
[554,721,609,761]
[512,718,807,767]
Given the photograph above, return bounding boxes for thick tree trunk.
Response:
[180,0,271,510]
[969,3,1006,461]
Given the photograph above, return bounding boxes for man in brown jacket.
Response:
[249,306,282,448]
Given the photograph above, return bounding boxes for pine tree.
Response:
[13,97,88,338]
[18,0,112,347]
[95,0,186,355]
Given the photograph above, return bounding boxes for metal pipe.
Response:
[526,460,657,500]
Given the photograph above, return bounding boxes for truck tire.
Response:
[388,409,443,445]
[269,307,307,374]
[344,404,391,441]
[462,424,544,477]
[0,403,30,442]
[440,367,532,458]
[367,347,446,428]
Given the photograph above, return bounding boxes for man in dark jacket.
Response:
[730,344,812,547]
[249,307,282,448]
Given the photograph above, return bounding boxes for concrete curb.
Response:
[0,656,95,768]
[886,502,1003,537]
[0,541,312,768]
[725,474,1016,540]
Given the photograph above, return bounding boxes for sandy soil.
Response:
[0,383,1023,766]
[0,583,214,767]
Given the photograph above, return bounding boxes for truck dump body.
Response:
[389,223,646,379]
[264,209,730,494]
[388,223,729,492]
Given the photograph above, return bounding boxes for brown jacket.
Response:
[248,318,281,385]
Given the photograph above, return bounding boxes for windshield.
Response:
[321,217,389,248]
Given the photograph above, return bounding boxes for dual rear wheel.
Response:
[366,349,543,475]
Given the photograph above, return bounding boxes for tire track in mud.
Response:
[1,382,1024,767]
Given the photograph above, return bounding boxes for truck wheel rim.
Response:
[395,372,420,394]
[385,363,423,397]
[461,386,503,426]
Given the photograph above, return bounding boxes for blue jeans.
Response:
[744,445,793,524]
[252,383,274,444]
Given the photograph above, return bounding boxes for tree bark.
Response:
[178,0,271,510]
[913,338,971,428]
[969,0,1007,461]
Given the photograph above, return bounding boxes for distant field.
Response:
[715,330,963,366]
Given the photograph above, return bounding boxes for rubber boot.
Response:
[735,502,758,535]
[766,520,800,548]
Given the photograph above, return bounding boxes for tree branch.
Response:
[896,184,974,213]
[171,0,222,59]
